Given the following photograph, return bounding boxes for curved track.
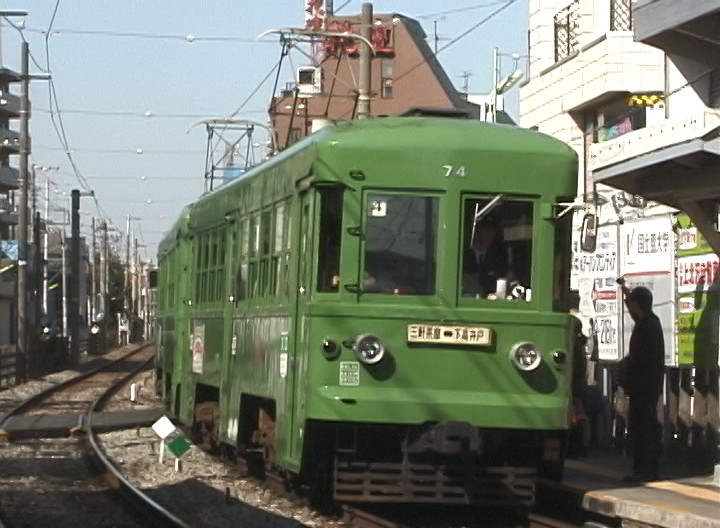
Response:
[0,343,191,528]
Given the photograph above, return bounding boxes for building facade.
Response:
[0,67,21,346]
[521,0,719,462]
[521,0,719,359]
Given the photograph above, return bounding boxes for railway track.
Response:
[0,343,191,528]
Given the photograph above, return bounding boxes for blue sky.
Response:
[1,0,527,259]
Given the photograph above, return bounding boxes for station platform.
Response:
[0,407,164,440]
[537,451,720,528]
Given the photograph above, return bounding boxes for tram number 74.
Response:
[443,165,467,178]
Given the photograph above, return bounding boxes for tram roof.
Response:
[159,118,576,257]
[201,117,575,199]
[157,204,191,258]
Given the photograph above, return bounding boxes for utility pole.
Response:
[492,47,499,123]
[99,220,107,323]
[16,41,29,382]
[32,210,41,369]
[69,189,80,363]
[90,216,96,325]
[357,2,372,119]
[460,70,472,95]
[61,228,67,339]
[124,215,131,317]
[132,236,139,316]
[42,179,49,317]
[434,20,439,55]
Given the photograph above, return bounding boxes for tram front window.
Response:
[363,194,438,295]
[461,197,533,301]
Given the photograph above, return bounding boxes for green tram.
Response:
[155,117,578,506]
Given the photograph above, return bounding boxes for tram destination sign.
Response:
[407,324,491,346]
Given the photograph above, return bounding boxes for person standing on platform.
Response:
[617,280,665,483]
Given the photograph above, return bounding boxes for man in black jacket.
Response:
[619,282,664,483]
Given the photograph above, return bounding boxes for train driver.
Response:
[463,216,509,298]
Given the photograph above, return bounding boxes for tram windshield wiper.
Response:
[473,194,504,224]
[470,194,504,243]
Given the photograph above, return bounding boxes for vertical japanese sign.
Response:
[305,0,327,29]
[574,225,621,360]
[620,216,675,365]
[191,323,205,374]
[675,214,719,367]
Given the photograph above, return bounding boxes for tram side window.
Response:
[248,215,260,299]
[363,194,438,295]
[553,210,572,311]
[273,203,287,298]
[461,198,533,301]
[202,234,210,303]
[235,218,249,301]
[317,187,344,292]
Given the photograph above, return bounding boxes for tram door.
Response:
[287,189,315,464]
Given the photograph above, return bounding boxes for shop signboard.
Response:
[575,225,622,361]
[675,214,719,367]
[620,216,675,365]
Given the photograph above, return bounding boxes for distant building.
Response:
[0,67,21,346]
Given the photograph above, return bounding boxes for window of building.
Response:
[461,197,533,301]
[554,0,579,62]
[363,194,438,295]
[381,58,393,99]
[610,0,632,31]
[316,187,344,292]
[592,95,663,143]
[710,68,720,109]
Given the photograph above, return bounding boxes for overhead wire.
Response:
[1,18,50,72]
[40,0,122,235]
[24,26,274,43]
[416,1,514,19]
[395,0,521,84]
[34,145,205,155]
[32,107,268,118]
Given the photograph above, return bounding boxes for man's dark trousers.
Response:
[629,393,661,479]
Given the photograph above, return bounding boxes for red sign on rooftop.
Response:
[323,19,394,55]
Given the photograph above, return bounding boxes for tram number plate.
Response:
[407,324,491,346]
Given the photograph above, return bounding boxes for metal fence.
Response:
[589,362,719,469]
[0,344,19,389]
[610,0,633,31]
[554,0,580,62]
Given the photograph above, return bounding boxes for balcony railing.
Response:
[554,0,580,62]
[610,0,633,31]
[590,110,720,170]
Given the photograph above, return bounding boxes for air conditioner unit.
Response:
[297,66,322,96]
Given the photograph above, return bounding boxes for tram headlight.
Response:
[509,342,542,371]
[353,334,385,365]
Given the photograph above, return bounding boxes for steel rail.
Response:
[0,343,149,431]
[0,342,191,528]
[85,348,192,528]
[341,505,408,528]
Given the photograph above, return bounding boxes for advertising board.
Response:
[575,225,622,361]
[620,216,675,365]
[675,214,719,367]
